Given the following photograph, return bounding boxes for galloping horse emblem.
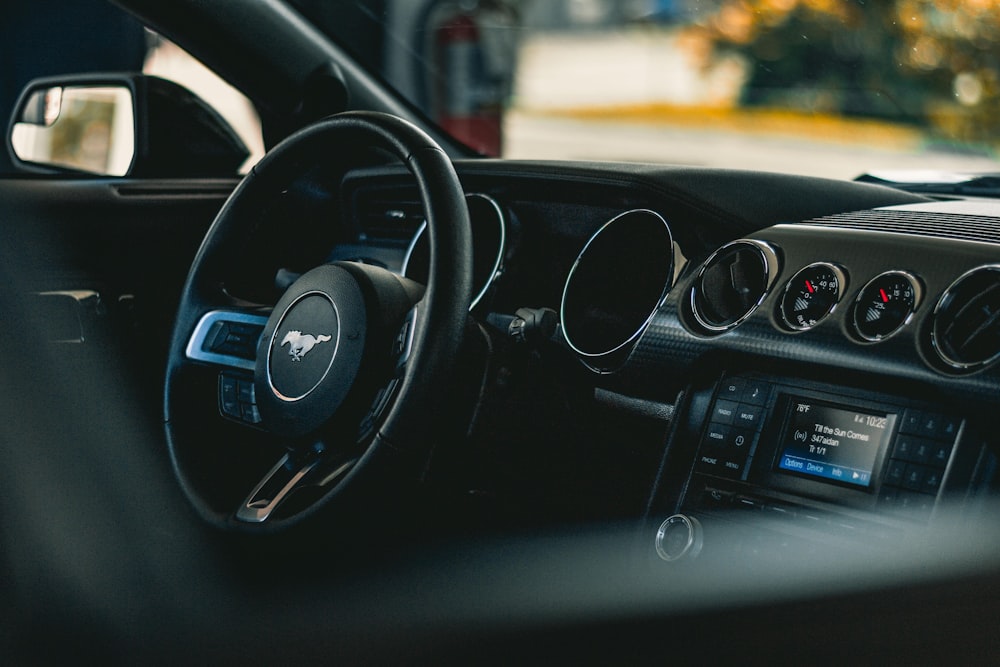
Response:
[280,330,332,361]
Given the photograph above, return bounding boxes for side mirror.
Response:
[7,73,249,177]
[10,84,135,176]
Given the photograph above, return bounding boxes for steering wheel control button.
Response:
[219,372,261,425]
[393,308,417,373]
[256,264,369,437]
[206,320,265,360]
[219,374,240,418]
[779,262,847,331]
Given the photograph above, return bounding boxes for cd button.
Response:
[718,377,744,400]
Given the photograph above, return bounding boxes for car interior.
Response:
[4,0,1000,663]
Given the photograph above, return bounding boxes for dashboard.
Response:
[322,160,1000,562]
[7,153,1000,662]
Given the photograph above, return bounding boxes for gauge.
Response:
[853,271,921,342]
[779,263,846,330]
[402,193,507,311]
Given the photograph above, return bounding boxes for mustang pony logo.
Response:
[280,330,332,362]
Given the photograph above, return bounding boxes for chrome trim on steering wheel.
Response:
[186,310,269,371]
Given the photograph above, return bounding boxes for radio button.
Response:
[711,400,738,425]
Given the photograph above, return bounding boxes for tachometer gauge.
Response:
[853,271,921,342]
[779,263,847,330]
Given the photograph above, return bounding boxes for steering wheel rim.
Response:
[163,111,473,533]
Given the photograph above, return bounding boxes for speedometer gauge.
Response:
[852,271,921,342]
[779,263,847,330]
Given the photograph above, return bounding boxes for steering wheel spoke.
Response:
[186,309,270,372]
[236,447,357,523]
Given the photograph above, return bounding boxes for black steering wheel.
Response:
[164,112,472,532]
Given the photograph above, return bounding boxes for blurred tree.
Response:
[707,0,1000,148]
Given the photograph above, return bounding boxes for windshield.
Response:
[291,0,1000,180]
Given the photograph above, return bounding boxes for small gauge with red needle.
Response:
[779,263,847,330]
[852,271,921,341]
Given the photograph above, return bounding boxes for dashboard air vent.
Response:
[354,188,425,241]
[931,265,1000,372]
[690,240,779,333]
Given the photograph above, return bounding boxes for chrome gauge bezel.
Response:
[690,239,781,333]
[778,261,848,332]
[402,192,507,312]
[851,270,922,343]
[560,208,674,362]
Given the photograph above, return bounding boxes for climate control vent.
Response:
[353,187,425,241]
[931,265,1000,372]
[690,240,780,333]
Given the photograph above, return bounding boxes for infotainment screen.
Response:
[776,398,895,489]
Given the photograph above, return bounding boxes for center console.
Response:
[651,373,993,562]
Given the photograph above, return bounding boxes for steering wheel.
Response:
[164,112,472,532]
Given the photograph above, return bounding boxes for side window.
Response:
[143,35,265,173]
